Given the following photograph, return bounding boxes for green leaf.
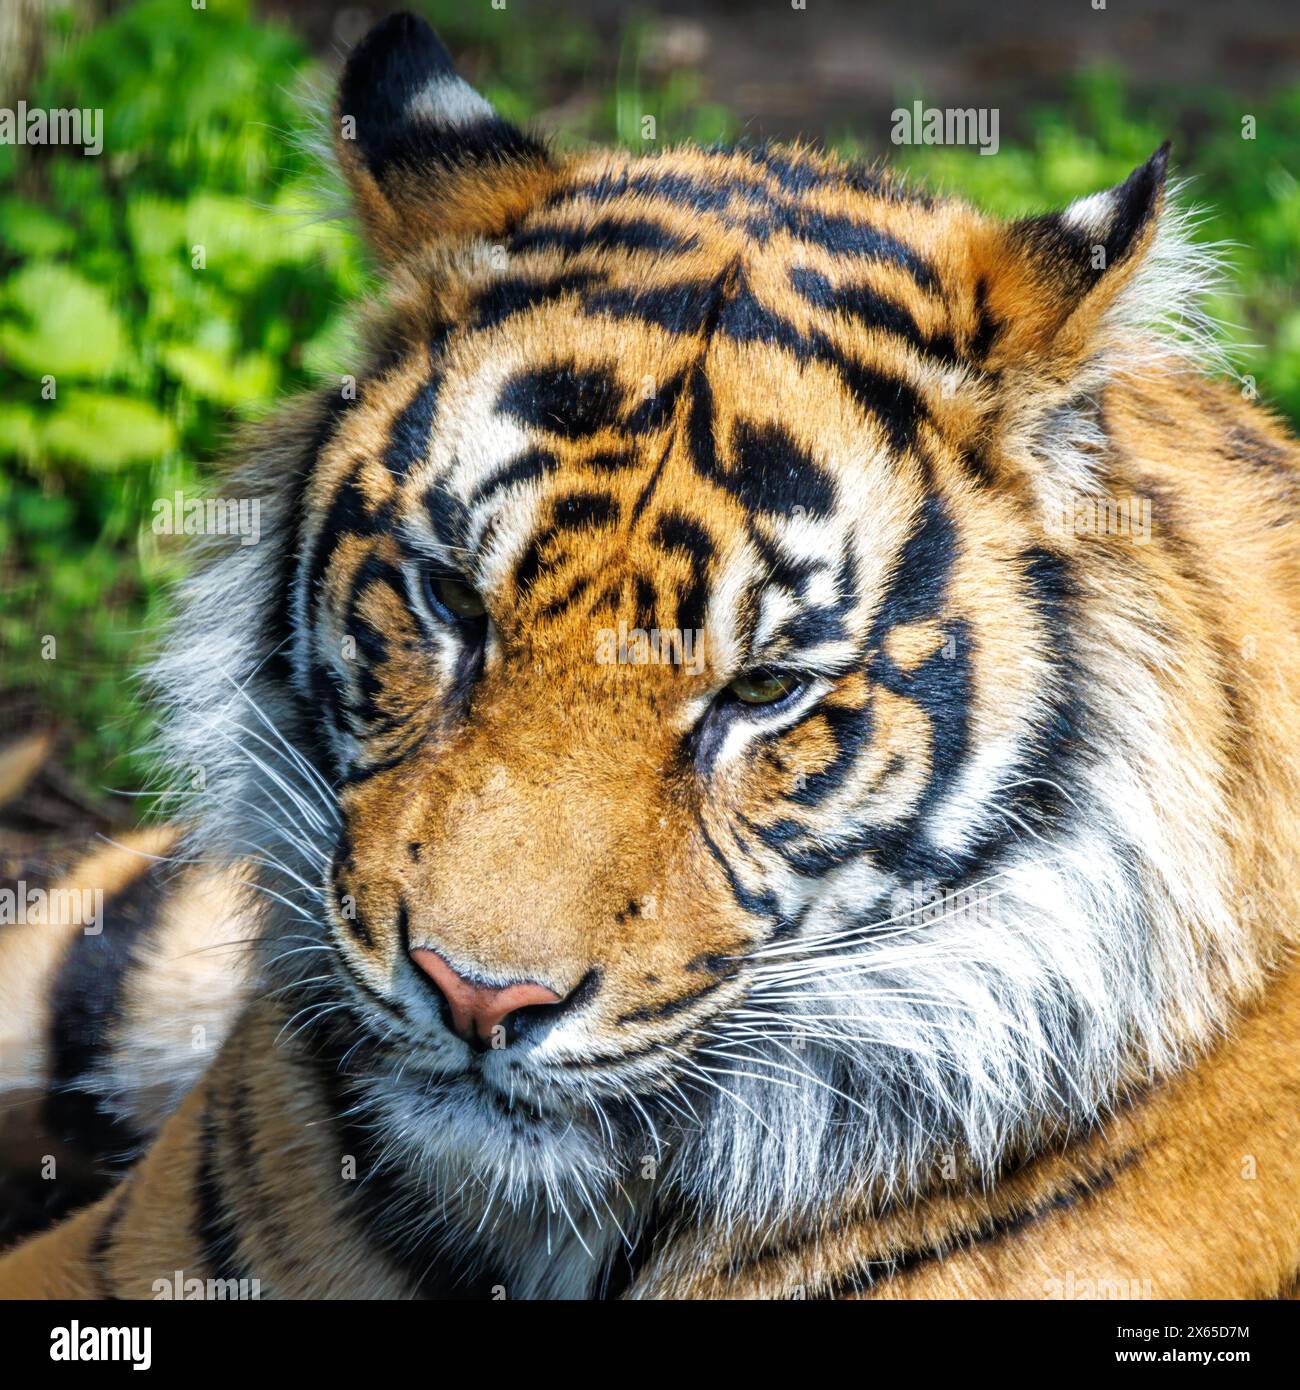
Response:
[42,392,177,470]
[0,198,77,257]
[160,342,278,407]
[0,405,41,463]
[0,264,130,379]
[14,488,76,536]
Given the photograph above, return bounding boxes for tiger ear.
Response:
[334,12,552,262]
[975,144,1171,373]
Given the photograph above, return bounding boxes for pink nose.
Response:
[410,948,561,1046]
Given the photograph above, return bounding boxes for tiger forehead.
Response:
[315,142,981,645]
[526,144,940,267]
[393,338,916,638]
[393,150,964,513]
[462,146,962,364]
[400,147,981,509]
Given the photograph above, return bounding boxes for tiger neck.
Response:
[624,954,1300,1298]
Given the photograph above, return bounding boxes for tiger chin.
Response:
[2,12,1299,1300]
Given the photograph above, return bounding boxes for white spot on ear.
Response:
[1060,190,1115,237]
[406,76,494,129]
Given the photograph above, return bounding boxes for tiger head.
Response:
[161,14,1260,1256]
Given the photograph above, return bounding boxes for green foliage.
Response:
[873,70,1300,422]
[3,2,1296,801]
[1,0,366,792]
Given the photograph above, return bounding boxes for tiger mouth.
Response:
[322,966,639,1116]
[459,1074,551,1126]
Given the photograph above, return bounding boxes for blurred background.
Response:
[1,0,1297,857]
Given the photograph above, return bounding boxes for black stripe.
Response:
[787,701,875,807]
[649,511,715,636]
[697,819,781,917]
[512,525,557,596]
[651,511,715,568]
[303,462,396,630]
[591,577,626,615]
[339,557,420,733]
[821,1150,1143,1299]
[790,267,959,362]
[675,568,710,635]
[624,369,687,436]
[544,158,923,230]
[747,207,938,291]
[584,282,719,335]
[545,168,762,217]
[940,544,1084,885]
[725,417,837,518]
[511,216,698,257]
[857,495,973,879]
[539,574,592,620]
[740,145,841,194]
[742,144,929,205]
[629,437,676,524]
[718,274,924,454]
[1225,423,1299,485]
[42,862,171,1164]
[633,574,658,630]
[587,448,639,473]
[968,275,1001,361]
[871,493,960,635]
[423,480,472,552]
[383,374,439,480]
[195,1097,252,1285]
[772,602,850,650]
[745,520,821,597]
[865,616,972,881]
[552,490,620,531]
[616,979,729,1025]
[497,362,624,440]
[473,269,603,331]
[467,446,560,505]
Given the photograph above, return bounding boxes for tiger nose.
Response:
[409,948,562,1048]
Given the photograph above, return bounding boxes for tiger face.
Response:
[168,14,1253,1250]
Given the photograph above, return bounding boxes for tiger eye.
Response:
[432,575,487,619]
[729,669,798,705]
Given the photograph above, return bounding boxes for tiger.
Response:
[2,10,1299,1300]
